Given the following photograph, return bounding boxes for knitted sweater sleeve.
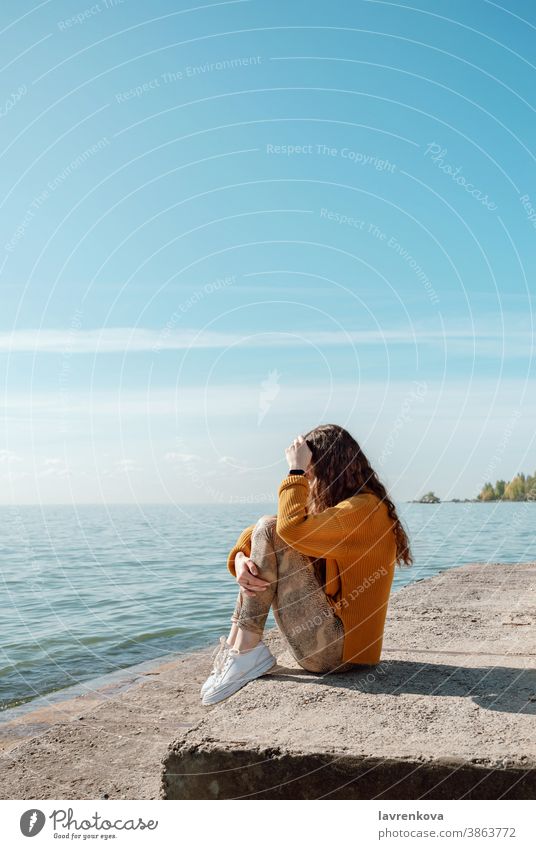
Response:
[227,524,256,576]
[276,474,372,558]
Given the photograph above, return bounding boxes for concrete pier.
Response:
[1,562,534,800]
[161,562,536,800]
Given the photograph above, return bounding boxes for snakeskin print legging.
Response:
[231,514,352,674]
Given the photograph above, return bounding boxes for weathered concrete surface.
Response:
[0,632,280,799]
[0,649,212,799]
[161,562,536,800]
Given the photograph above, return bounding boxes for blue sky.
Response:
[1,0,535,504]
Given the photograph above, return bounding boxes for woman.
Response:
[201,423,413,705]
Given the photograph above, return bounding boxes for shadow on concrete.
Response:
[269,660,536,715]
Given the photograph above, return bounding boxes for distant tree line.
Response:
[477,472,536,502]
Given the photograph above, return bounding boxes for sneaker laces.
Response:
[210,636,230,677]
[218,650,239,679]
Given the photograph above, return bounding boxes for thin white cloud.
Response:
[38,459,70,478]
[115,458,142,472]
[100,458,142,478]
[165,452,201,463]
[2,381,534,421]
[0,326,526,354]
[1,469,29,483]
[217,455,249,472]
[0,449,22,464]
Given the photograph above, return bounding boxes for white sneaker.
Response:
[200,636,231,697]
[202,641,276,705]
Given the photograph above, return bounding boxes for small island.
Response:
[415,491,441,504]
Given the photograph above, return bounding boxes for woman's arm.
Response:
[276,473,372,558]
[227,525,271,595]
[226,524,255,576]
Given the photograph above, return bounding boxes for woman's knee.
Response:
[253,514,277,541]
[257,513,277,526]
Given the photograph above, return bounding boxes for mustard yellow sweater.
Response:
[227,473,398,665]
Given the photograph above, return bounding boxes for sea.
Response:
[1,501,534,713]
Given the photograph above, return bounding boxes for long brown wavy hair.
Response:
[304,424,413,573]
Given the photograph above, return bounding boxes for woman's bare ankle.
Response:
[234,628,262,652]
[226,623,239,648]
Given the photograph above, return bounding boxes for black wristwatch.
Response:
[288,468,305,475]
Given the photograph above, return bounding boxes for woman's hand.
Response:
[285,434,312,472]
[235,551,270,598]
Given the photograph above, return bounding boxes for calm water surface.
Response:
[1,502,534,711]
